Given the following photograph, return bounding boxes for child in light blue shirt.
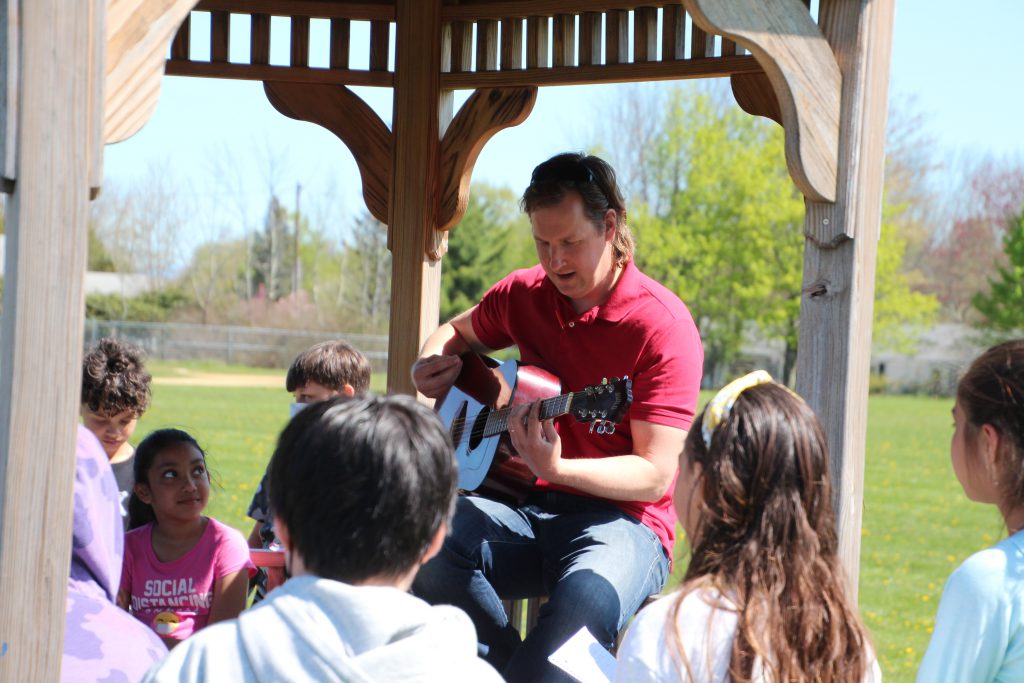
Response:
[918,339,1024,683]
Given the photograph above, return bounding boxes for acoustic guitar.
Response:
[436,353,633,505]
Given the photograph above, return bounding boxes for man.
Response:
[411,152,704,682]
[143,395,502,682]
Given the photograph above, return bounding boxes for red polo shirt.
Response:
[471,261,703,555]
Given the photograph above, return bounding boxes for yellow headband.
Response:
[701,370,774,448]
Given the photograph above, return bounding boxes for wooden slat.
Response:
[291,15,310,67]
[500,17,524,70]
[552,13,575,67]
[606,10,628,64]
[526,15,549,68]
[166,59,395,86]
[691,23,712,59]
[369,19,389,71]
[0,0,95,676]
[476,19,499,71]
[0,0,18,191]
[721,37,738,56]
[634,6,657,62]
[194,0,395,21]
[251,13,270,64]
[170,13,190,61]
[450,20,473,72]
[449,21,473,72]
[442,54,761,88]
[330,18,350,69]
[443,0,661,21]
[211,10,229,63]
[796,0,896,601]
[662,4,685,61]
[579,12,601,66]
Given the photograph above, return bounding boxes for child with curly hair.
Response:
[81,337,152,527]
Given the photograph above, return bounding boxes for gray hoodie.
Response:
[142,575,503,682]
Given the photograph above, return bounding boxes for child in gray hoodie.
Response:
[142,394,502,683]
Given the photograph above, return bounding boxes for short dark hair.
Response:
[81,338,152,416]
[268,394,457,582]
[285,340,371,395]
[521,152,634,265]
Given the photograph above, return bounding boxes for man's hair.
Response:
[267,394,457,582]
[81,338,152,416]
[676,383,871,681]
[521,152,634,265]
[285,340,371,395]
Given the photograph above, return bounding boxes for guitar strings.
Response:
[448,392,576,446]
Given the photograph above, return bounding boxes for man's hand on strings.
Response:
[411,354,462,398]
[508,400,562,482]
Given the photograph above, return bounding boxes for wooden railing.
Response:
[164,1,766,88]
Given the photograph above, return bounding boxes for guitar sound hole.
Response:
[450,401,468,448]
[469,405,490,451]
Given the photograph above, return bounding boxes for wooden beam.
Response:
[0,0,98,678]
[441,55,762,88]
[634,6,658,63]
[606,10,629,64]
[501,18,525,70]
[662,4,686,61]
[291,15,311,67]
[683,0,841,203]
[369,19,390,71]
[477,19,500,71]
[106,0,197,144]
[795,0,896,599]
[194,0,395,21]
[388,0,447,396]
[166,60,395,87]
[579,12,602,66]
[0,1,18,192]
[438,87,537,230]
[264,82,392,225]
[211,10,230,62]
[526,16,549,68]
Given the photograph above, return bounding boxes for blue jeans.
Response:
[412,490,670,683]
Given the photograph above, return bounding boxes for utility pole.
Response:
[293,183,302,296]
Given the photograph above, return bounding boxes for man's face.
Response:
[531,192,617,314]
[81,406,138,460]
[293,381,342,404]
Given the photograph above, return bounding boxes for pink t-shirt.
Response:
[472,262,704,556]
[120,517,254,641]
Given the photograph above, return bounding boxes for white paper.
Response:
[548,626,617,683]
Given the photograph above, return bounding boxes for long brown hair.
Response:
[957,339,1024,510]
[672,382,871,682]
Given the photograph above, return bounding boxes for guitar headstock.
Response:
[568,376,633,435]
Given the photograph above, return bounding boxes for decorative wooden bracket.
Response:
[683,0,840,204]
[731,72,782,126]
[105,0,197,144]
[264,82,393,226]
[437,87,537,231]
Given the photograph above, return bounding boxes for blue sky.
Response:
[103,0,1024,251]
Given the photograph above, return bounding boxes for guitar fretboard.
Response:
[482,392,575,438]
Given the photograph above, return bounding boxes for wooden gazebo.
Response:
[0,0,893,677]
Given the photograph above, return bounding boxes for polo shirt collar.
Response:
[541,260,641,324]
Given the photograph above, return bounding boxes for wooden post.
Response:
[388,0,449,395]
[795,0,895,599]
[0,0,100,678]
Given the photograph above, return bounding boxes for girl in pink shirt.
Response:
[117,429,254,647]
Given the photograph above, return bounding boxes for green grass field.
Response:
[133,364,999,682]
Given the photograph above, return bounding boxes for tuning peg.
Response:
[589,420,597,434]
[604,420,615,435]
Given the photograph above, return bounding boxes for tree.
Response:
[441,183,534,321]
[973,208,1024,335]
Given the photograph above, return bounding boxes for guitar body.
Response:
[437,356,561,504]
[436,354,633,506]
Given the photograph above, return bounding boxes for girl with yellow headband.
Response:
[616,371,880,682]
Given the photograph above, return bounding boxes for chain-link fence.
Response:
[84,319,389,372]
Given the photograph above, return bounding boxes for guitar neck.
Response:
[484,393,575,437]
